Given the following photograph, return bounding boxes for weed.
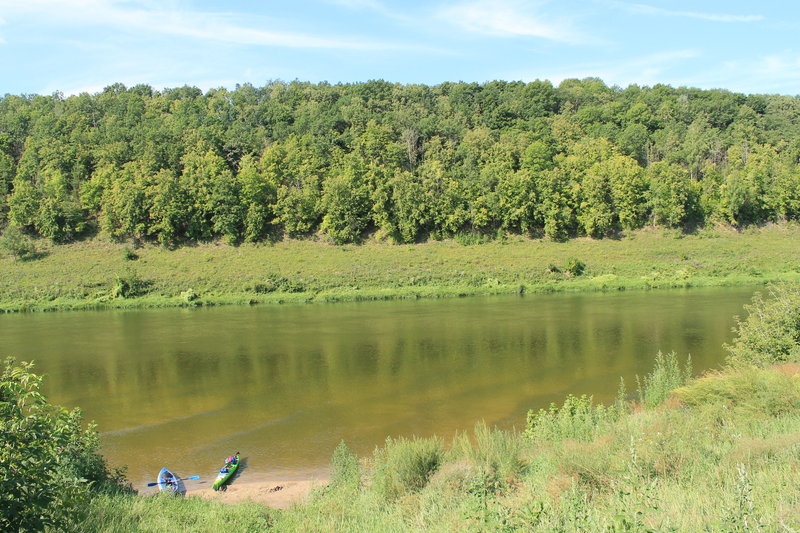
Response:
[329,440,360,490]
[371,435,443,501]
[122,247,138,261]
[636,351,692,409]
[111,269,147,299]
[525,394,622,442]
[565,257,586,276]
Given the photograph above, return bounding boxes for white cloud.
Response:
[439,0,585,44]
[0,0,401,50]
[611,2,763,23]
[327,0,384,9]
[711,53,800,93]
[515,49,700,87]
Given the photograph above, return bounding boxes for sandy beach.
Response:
[146,472,329,509]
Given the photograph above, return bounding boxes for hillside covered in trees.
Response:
[1,79,799,246]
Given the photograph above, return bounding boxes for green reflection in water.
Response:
[0,287,754,488]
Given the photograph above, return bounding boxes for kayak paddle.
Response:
[147,475,200,486]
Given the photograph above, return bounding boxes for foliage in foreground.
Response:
[725,283,800,368]
[0,358,127,532]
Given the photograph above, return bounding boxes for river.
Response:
[0,287,756,488]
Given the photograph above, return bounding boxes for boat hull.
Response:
[212,453,240,490]
[157,467,179,493]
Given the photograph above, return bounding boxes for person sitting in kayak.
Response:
[220,466,228,473]
[226,455,237,465]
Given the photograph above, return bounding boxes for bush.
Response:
[525,394,622,443]
[636,351,692,409]
[329,440,360,490]
[673,367,800,416]
[0,225,36,260]
[371,436,443,501]
[452,421,525,486]
[546,263,561,274]
[122,247,138,261]
[0,358,123,532]
[565,257,585,276]
[725,283,800,368]
[252,274,306,294]
[112,269,147,298]
[180,288,199,303]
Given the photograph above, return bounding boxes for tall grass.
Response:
[371,436,444,502]
[525,393,624,442]
[636,351,692,409]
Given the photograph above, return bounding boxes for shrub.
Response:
[0,358,123,532]
[329,440,360,490]
[452,421,525,486]
[546,263,561,274]
[371,436,443,501]
[0,225,36,260]
[525,394,621,443]
[252,274,306,294]
[636,351,692,409]
[112,269,147,298]
[565,257,585,276]
[725,283,800,368]
[673,367,800,416]
[122,247,138,261]
[454,231,493,246]
[180,288,198,303]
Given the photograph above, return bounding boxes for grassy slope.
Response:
[2,223,800,312]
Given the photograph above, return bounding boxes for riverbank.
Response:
[182,474,326,510]
[81,360,800,532]
[2,223,799,313]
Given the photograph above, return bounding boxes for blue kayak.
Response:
[157,467,179,493]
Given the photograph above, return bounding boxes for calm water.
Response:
[0,287,755,488]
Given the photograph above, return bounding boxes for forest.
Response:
[1,78,799,246]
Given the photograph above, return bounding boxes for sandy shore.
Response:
[148,472,329,509]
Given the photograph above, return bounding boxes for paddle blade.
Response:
[185,475,200,480]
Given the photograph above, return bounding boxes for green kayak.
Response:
[212,452,240,490]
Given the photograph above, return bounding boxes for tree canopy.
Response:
[1,79,799,244]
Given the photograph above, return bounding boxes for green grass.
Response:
[2,223,800,312]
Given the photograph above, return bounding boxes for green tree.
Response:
[606,154,648,231]
[179,147,233,241]
[7,176,41,230]
[34,167,85,242]
[148,168,189,246]
[0,224,36,260]
[238,153,277,242]
[1,358,118,532]
[648,161,691,227]
[320,156,372,244]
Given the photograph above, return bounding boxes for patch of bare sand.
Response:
[184,473,329,509]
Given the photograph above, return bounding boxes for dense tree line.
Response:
[1,79,799,245]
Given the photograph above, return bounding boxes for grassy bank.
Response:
[2,223,800,312]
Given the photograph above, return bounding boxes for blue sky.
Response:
[0,0,798,96]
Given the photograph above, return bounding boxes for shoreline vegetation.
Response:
[1,223,799,313]
[3,283,800,531]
